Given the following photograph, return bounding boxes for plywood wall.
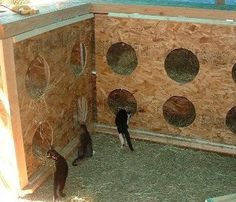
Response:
[14,19,95,177]
[95,14,236,145]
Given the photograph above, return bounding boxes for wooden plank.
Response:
[0,3,91,39]
[13,13,94,42]
[95,124,236,156]
[108,12,236,26]
[1,3,236,39]
[91,3,236,21]
[0,38,28,189]
[206,193,236,202]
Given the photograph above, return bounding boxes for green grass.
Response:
[22,134,236,202]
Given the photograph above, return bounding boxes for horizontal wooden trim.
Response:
[95,123,236,156]
[0,3,91,39]
[0,38,28,189]
[108,12,236,26]
[13,13,94,42]
[1,3,236,39]
[206,193,236,202]
[92,3,236,21]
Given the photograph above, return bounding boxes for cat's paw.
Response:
[53,195,58,202]
[60,192,66,197]
[72,160,78,166]
[121,144,125,149]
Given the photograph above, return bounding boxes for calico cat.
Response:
[115,109,134,151]
[72,124,93,166]
[46,146,68,201]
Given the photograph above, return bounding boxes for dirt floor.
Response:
[20,133,236,202]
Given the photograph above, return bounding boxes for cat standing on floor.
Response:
[72,124,93,166]
[115,109,134,151]
[47,146,68,202]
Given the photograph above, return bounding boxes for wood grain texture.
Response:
[0,3,91,39]
[0,38,28,188]
[91,3,236,20]
[13,19,95,177]
[95,14,236,148]
[1,2,236,39]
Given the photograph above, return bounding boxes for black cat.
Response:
[115,109,134,151]
[47,146,68,201]
[72,124,93,166]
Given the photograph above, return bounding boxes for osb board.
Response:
[95,14,236,146]
[13,19,95,177]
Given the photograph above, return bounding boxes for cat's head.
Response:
[79,124,88,133]
[46,146,59,160]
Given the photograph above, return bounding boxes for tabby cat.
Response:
[72,124,93,166]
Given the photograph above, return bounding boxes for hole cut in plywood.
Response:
[226,106,236,134]
[163,96,196,127]
[73,96,88,127]
[106,42,138,75]
[164,48,199,84]
[108,89,137,115]
[232,63,236,83]
[70,42,87,76]
[32,122,53,161]
[25,55,50,99]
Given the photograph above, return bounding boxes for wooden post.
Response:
[0,38,28,189]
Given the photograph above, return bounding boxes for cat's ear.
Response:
[127,111,132,117]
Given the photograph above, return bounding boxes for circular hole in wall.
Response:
[226,106,236,134]
[232,63,236,83]
[163,96,196,127]
[164,48,199,83]
[25,55,50,99]
[32,122,53,160]
[108,89,137,115]
[106,42,138,75]
[70,42,87,76]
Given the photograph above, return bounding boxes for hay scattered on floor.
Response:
[21,134,236,202]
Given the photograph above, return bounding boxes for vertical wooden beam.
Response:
[216,0,225,5]
[0,38,28,189]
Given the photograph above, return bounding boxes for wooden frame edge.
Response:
[91,3,236,21]
[95,124,236,156]
[0,38,28,189]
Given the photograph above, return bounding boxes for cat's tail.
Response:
[123,130,134,151]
